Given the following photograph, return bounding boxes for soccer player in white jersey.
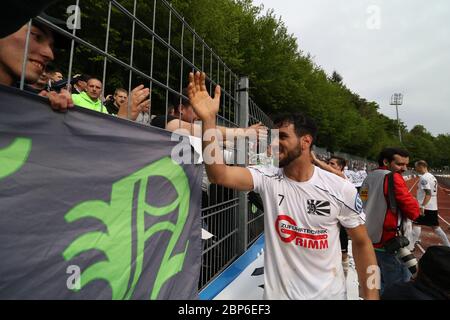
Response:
[187,71,379,300]
[412,160,450,247]
[312,153,352,277]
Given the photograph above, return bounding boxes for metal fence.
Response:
[15,0,270,291]
[436,175,450,188]
[246,98,272,247]
[27,0,242,127]
[248,98,274,128]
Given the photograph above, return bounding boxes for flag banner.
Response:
[0,85,202,299]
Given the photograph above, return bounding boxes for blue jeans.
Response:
[375,250,411,295]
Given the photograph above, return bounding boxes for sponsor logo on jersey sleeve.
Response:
[355,193,363,213]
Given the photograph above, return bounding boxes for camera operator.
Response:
[360,148,420,294]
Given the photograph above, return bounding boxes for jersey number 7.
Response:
[278,194,285,206]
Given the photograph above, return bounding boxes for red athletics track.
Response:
[405,176,450,259]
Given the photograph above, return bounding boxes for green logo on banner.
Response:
[0,137,32,180]
[63,157,191,299]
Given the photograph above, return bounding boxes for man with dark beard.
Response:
[187,71,379,300]
[360,148,420,294]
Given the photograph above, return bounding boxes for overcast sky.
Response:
[253,0,450,136]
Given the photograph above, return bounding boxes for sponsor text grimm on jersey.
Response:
[275,215,329,250]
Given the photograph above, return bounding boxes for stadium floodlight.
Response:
[390,93,404,143]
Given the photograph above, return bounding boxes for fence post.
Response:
[237,76,249,254]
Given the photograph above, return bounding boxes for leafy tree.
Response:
[42,0,448,167]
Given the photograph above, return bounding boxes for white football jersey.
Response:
[344,170,366,188]
[248,165,365,300]
[417,172,438,210]
[344,169,354,182]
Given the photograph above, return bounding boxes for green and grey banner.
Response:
[0,86,202,299]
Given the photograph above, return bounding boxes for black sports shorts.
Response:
[340,227,349,253]
[414,210,439,227]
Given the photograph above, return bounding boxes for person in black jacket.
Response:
[382,246,450,300]
[104,88,128,115]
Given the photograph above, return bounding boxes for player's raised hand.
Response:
[117,85,150,121]
[187,71,221,122]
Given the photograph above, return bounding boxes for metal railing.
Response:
[436,176,450,188]
[249,98,274,128]
[27,0,241,126]
[14,0,269,291]
[246,98,273,247]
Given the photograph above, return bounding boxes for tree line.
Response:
[171,0,448,168]
[46,0,449,168]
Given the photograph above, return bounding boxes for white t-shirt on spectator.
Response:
[417,172,438,210]
[344,169,355,183]
[248,165,365,300]
[344,170,366,188]
[354,170,368,188]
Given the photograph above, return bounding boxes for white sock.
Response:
[434,227,450,247]
[412,226,421,244]
[342,257,349,278]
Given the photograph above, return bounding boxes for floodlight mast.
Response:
[390,93,404,143]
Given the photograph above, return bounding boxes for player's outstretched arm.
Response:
[187,71,254,191]
[346,225,380,300]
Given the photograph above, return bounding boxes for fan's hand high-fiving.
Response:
[187,71,221,123]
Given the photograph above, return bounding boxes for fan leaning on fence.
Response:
[0,19,150,120]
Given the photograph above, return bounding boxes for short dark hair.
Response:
[415,160,428,168]
[31,20,54,41]
[171,88,190,113]
[32,19,70,49]
[329,155,346,170]
[273,112,317,144]
[47,70,62,76]
[87,77,102,85]
[71,74,91,85]
[44,63,57,74]
[114,88,128,96]
[377,147,410,166]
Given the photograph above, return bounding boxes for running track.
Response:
[405,176,450,259]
